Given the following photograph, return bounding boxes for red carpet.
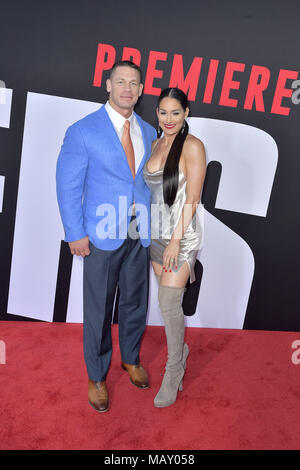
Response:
[0,321,300,450]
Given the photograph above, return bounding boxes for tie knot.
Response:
[123,120,130,130]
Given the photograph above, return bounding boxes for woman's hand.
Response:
[163,239,180,272]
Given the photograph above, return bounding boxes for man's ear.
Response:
[138,83,144,97]
[106,78,111,93]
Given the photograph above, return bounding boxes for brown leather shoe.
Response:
[88,379,109,412]
[121,362,149,389]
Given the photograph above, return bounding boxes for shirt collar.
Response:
[105,101,134,133]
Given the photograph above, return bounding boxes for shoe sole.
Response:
[88,400,109,413]
[154,400,176,408]
[121,364,150,389]
[129,378,150,389]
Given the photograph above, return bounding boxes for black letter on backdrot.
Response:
[181,161,222,317]
[53,241,73,322]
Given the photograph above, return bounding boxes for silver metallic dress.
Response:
[143,164,203,283]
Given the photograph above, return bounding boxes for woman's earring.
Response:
[181,120,186,134]
[157,125,162,138]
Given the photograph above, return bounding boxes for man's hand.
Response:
[68,236,90,257]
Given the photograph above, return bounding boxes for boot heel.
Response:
[178,379,183,392]
[182,343,189,370]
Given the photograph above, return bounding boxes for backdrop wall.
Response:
[1,0,300,331]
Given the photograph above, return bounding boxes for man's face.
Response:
[106,66,143,115]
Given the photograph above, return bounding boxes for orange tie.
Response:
[121,120,135,178]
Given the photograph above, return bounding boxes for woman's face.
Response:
[156,97,189,136]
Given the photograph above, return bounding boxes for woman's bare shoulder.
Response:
[184,133,205,151]
[183,134,206,164]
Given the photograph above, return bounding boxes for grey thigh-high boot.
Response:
[154,284,189,408]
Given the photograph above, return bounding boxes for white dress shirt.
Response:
[105,101,144,173]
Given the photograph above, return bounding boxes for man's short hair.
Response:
[109,60,143,83]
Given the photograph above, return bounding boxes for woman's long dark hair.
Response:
[157,88,189,207]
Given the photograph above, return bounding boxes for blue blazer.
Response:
[56,105,156,250]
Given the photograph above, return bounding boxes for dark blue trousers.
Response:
[83,222,150,382]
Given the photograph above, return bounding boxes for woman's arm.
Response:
[163,136,206,271]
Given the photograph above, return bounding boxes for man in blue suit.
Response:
[56,60,156,412]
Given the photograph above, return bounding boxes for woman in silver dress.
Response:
[143,88,206,408]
